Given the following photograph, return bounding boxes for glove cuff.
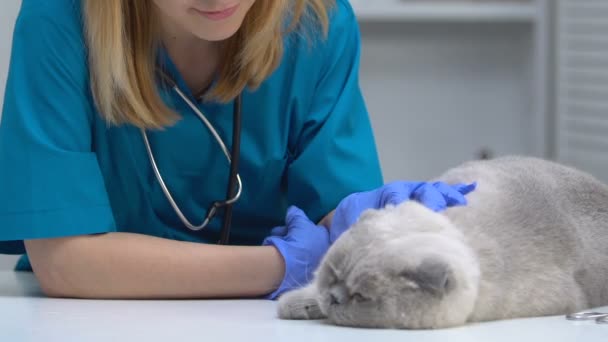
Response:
[262,237,307,300]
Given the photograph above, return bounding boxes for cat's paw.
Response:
[277,286,326,320]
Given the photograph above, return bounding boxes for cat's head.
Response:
[316,202,480,329]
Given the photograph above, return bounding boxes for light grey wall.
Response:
[359,21,537,181]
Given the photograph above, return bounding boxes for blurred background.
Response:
[0,0,607,269]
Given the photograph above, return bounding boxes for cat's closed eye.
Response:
[352,292,371,303]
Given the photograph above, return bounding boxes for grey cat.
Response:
[277,156,608,329]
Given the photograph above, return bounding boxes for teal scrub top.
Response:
[0,0,383,270]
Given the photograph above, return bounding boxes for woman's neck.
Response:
[159,15,221,98]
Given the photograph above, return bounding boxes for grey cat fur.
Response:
[277,156,608,329]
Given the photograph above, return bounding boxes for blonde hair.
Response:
[83,1,333,129]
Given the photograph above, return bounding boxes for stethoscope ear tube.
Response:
[219,94,242,245]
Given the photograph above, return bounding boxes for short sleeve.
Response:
[0,1,116,254]
[286,1,384,223]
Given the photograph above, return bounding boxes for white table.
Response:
[0,271,605,342]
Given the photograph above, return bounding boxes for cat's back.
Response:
[439,156,608,227]
[437,156,608,309]
[440,156,608,263]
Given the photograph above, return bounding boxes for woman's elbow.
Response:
[24,237,90,298]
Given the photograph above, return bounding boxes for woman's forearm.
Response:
[24,232,285,299]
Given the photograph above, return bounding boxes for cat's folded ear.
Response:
[401,257,455,296]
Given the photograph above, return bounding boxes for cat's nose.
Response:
[330,294,340,305]
[329,285,348,306]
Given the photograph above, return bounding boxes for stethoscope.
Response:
[141,79,243,245]
[566,310,608,324]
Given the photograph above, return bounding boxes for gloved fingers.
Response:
[432,182,468,206]
[412,183,447,212]
[381,189,410,207]
[286,206,315,228]
[286,206,305,224]
[381,181,425,206]
[452,182,477,195]
[270,225,288,237]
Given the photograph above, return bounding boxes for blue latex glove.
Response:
[330,181,477,242]
[262,206,331,300]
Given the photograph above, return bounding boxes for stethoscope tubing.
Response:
[142,81,242,236]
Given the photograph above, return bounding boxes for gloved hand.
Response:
[262,206,331,300]
[330,181,477,242]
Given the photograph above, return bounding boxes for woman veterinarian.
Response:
[0,0,473,299]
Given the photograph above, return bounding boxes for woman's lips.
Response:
[193,4,240,21]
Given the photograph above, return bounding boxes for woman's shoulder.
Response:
[282,0,359,68]
[13,0,87,66]
[277,0,360,86]
[293,0,358,49]
[329,0,358,29]
[324,0,360,50]
[8,0,90,109]
[19,0,81,14]
[17,0,83,34]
